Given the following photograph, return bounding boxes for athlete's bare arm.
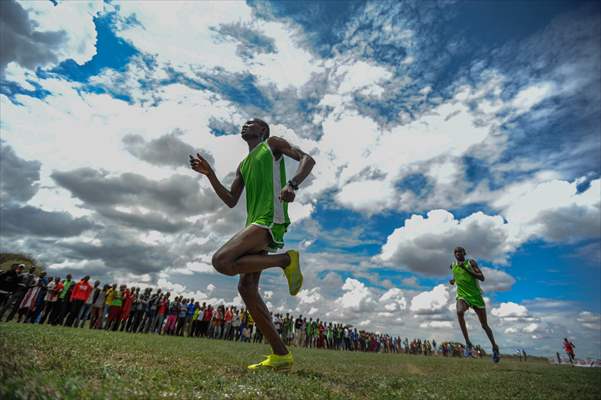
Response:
[468,259,485,281]
[267,136,315,203]
[189,154,244,208]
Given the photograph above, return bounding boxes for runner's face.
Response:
[454,248,465,261]
[241,121,264,141]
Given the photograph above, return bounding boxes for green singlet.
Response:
[451,260,485,309]
[240,141,291,252]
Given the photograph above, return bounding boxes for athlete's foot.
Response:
[283,250,303,296]
[492,346,501,363]
[247,352,293,371]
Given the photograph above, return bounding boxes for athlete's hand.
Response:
[449,279,455,285]
[189,153,213,176]
[279,185,296,203]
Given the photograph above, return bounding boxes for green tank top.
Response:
[451,260,485,308]
[239,142,291,230]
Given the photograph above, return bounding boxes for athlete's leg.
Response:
[212,225,290,276]
[474,307,499,350]
[238,269,288,355]
[456,299,472,346]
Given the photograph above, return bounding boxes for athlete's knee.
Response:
[237,281,258,298]
[212,252,236,276]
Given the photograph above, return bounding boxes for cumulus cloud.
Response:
[577,311,601,331]
[335,278,376,313]
[0,206,96,238]
[379,288,407,311]
[409,284,450,315]
[0,141,41,204]
[376,178,600,276]
[0,0,66,77]
[491,302,528,319]
[480,267,516,292]
[51,168,221,220]
[123,130,214,168]
[419,321,453,329]
[0,0,102,78]
[297,287,321,305]
[376,210,513,275]
[495,178,601,244]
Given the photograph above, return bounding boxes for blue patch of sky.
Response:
[208,117,238,137]
[395,173,430,197]
[248,0,364,58]
[0,79,51,104]
[50,12,138,83]
[199,72,271,110]
[494,240,601,312]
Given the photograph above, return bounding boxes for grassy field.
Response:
[1,323,599,400]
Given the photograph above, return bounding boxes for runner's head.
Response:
[241,118,270,142]
[454,246,466,261]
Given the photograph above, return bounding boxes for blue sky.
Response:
[1,0,600,357]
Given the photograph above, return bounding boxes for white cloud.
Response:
[409,284,450,315]
[206,283,216,293]
[375,178,600,276]
[480,267,516,292]
[419,321,453,329]
[376,209,513,275]
[494,178,601,244]
[335,278,376,312]
[577,311,601,331]
[297,287,321,305]
[522,323,539,333]
[491,302,528,319]
[512,82,555,114]
[379,288,407,311]
[336,60,392,94]
[16,1,103,68]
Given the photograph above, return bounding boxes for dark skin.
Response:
[449,247,498,352]
[190,119,315,356]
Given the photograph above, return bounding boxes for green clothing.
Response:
[451,260,485,308]
[59,279,74,299]
[239,141,290,251]
[111,291,123,307]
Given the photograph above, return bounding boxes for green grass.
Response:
[1,323,599,400]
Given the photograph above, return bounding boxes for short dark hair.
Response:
[253,118,270,139]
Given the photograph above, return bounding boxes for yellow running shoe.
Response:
[247,353,293,371]
[283,250,303,296]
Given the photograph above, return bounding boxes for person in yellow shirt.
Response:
[104,284,116,329]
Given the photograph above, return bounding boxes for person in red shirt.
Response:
[563,338,576,364]
[119,288,133,331]
[48,279,64,325]
[201,305,213,337]
[224,306,234,340]
[65,276,93,327]
[153,292,169,334]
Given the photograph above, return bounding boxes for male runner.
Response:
[449,246,500,363]
[190,118,315,370]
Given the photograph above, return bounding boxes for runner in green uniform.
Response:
[449,246,500,363]
[190,119,315,370]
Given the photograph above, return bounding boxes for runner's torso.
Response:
[239,141,290,228]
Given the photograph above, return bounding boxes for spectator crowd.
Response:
[0,264,484,357]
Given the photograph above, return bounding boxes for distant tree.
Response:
[0,252,45,274]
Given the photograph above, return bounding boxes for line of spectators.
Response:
[1,265,475,356]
